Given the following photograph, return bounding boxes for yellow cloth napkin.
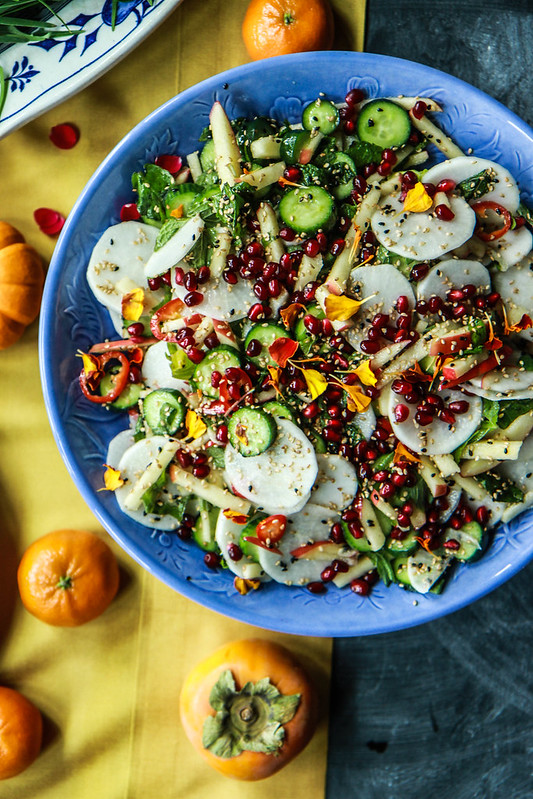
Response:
[0,1,366,795]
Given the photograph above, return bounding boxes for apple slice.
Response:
[418,456,449,497]
[290,540,353,560]
[441,352,490,381]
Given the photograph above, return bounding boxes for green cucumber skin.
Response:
[244,324,288,367]
[302,98,340,135]
[356,99,411,149]
[192,346,241,398]
[228,407,277,457]
[261,401,296,422]
[142,389,186,435]
[279,186,335,234]
[99,375,142,410]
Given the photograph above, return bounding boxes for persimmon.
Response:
[17,529,120,627]
[179,638,318,780]
[242,0,334,61]
[0,687,42,780]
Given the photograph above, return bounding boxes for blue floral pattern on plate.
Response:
[0,0,183,138]
[40,52,533,637]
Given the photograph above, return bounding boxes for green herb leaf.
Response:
[347,140,383,168]
[374,244,417,278]
[454,399,499,461]
[457,168,495,202]
[367,551,396,586]
[475,472,524,504]
[497,398,533,429]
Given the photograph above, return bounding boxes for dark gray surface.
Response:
[327,2,533,796]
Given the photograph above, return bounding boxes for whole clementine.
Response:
[242,0,334,61]
[17,529,120,627]
[0,687,42,780]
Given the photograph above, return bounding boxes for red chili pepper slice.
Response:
[219,370,253,405]
[79,350,130,404]
[150,298,186,341]
[256,515,287,546]
[471,201,512,241]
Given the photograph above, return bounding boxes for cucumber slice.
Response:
[228,407,277,457]
[329,152,357,199]
[224,418,318,515]
[294,304,324,341]
[407,548,450,593]
[165,184,201,216]
[311,454,358,512]
[386,530,419,556]
[244,323,288,368]
[261,401,296,422]
[416,259,491,302]
[199,138,215,171]
[357,99,411,149]
[393,556,412,587]
[100,372,142,410]
[192,502,220,552]
[280,130,316,165]
[279,186,335,234]
[142,389,186,436]
[302,98,340,135]
[214,512,270,581]
[442,521,485,562]
[192,345,241,399]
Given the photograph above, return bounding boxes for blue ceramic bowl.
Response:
[40,51,533,637]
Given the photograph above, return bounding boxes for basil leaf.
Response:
[132,164,174,222]
[208,446,226,470]
[457,168,496,202]
[497,399,533,429]
[475,473,524,504]
[454,399,499,461]
[347,140,383,168]
[367,552,396,587]
[518,354,533,372]
[374,244,417,278]
[517,202,533,228]
[155,217,186,251]
[141,470,168,514]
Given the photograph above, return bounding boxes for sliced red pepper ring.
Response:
[471,201,512,241]
[89,337,157,354]
[219,370,253,406]
[150,298,186,341]
[79,350,130,404]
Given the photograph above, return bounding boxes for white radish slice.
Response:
[486,226,533,270]
[492,259,533,341]
[423,156,520,212]
[114,436,185,530]
[498,432,533,495]
[214,513,270,581]
[407,549,450,594]
[416,259,491,301]
[87,222,159,314]
[144,215,204,278]
[256,504,340,586]
[352,402,376,441]
[467,365,533,400]
[173,275,257,322]
[141,340,191,393]
[438,487,462,523]
[106,428,136,469]
[311,454,358,512]
[388,388,483,456]
[371,193,476,261]
[348,263,415,350]
[108,309,126,336]
[224,419,318,515]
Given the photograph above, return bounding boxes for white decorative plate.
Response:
[0,0,183,139]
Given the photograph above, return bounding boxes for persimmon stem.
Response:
[56,575,73,590]
[283,11,294,25]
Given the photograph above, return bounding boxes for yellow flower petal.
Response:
[121,287,145,322]
[78,350,99,375]
[324,293,367,321]
[223,509,249,524]
[352,361,377,387]
[393,442,420,464]
[234,576,261,595]
[186,409,207,440]
[403,182,433,213]
[339,383,372,413]
[99,464,124,492]
[302,368,328,400]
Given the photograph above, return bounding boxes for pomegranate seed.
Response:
[425,394,444,409]
[487,292,501,306]
[266,278,281,298]
[450,515,462,530]
[343,119,356,134]
[443,539,460,551]
[412,100,427,119]
[227,543,243,561]
[248,303,267,322]
[186,347,205,364]
[339,443,353,459]
[321,319,334,336]
[278,226,297,244]
[253,282,268,301]
[330,238,345,257]
[320,566,336,583]
[428,296,443,313]
[436,178,456,193]
[323,428,342,443]
[128,364,142,383]
[390,526,407,540]
[303,281,318,301]
[415,300,429,316]
[396,313,412,330]
[223,269,238,285]
[396,295,410,313]
[377,161,392,176]
[373,470,389,483]
[330,522,345,543]
[304,314,322,335]
[184,291,203,307]
[379,481,395,499]
[401,171,418,188]
[448,400,469,414]
[475,297,487,310]
[154,154,183,174]
[345,88,365,106]
[303,401,319,419]
[360,339,380,354]
[215,425,228,444]
[411,263,429,281]
[192,452,208,466]
[352,175,368,197]
[392,472,407,488]
[422,182,436,198]
[476,506,490,525]
[49,122,80,149]
[160,270,172,287]
[304,238,320,257]
[120,203,140,222]
[192,463,210,479]
[176,525,191,540]
[438,409,456,426]
[350,578,370,596]
[396,512,410,527]
[462,283,476,298]
[332,559,349,574]
[447,288,465,302]
[392,379,412,395]
[211,370,222,388]
[307,581,327,594]
[197,266,211,284]
[347,521,363,539]
[284,166,302,182]
[415,409,433,426]
[127,322,144,337]
[316,232,328,251]
[341,509,359,523]
[183,271,197,291]
[205,332,220,350]
[204,552,221,569]
[177,450,192,468]
[427,509,440,524]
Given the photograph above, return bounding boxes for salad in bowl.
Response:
[76,86,533,601]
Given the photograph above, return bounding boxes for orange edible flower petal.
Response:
[503,310,533,335]
[185,409,207,440]
[269,337,299,368]
[170,204,184,219]
[99,465,124,492]
[415,536,434,553]
[234,576,262,595]
[324,293,367,321]
[223,509,249,524]
[393,442,420,464]
[302,368,328,400]
[280,302,305,329]
[122,287,145,322]
[404,182,433,213]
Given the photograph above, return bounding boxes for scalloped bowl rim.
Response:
[40,51,533,637]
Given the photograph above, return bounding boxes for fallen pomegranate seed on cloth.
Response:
[34,207,65,236]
